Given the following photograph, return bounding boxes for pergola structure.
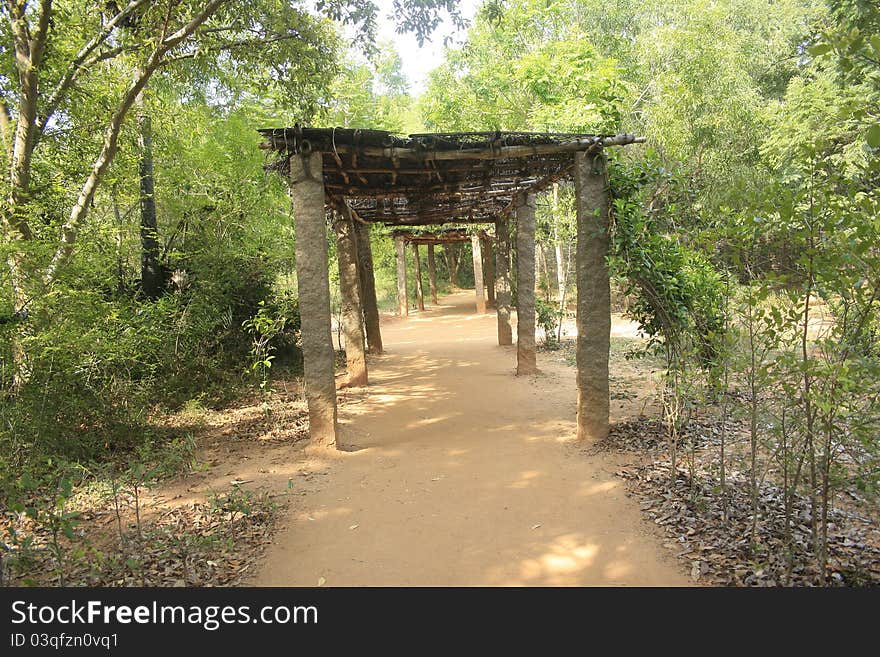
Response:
[259,127,643,448]
[391,228,495,313]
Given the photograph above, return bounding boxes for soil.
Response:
[251,291,687,586]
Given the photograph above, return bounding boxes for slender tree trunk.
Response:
[450,244,461,287]
[471,234,486,314]
[395,237,408,316]
[112,184,126,294]
[136,90,162,299]
[412,243,425,311]
[483,237,495,307]
[427,243,438,305]
[334,212,367,387]
[537,243,550,301]
[552,183,566,303]
[495,217,513,346]
[354,220,383,354]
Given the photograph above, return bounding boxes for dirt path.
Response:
[254,292,687,586]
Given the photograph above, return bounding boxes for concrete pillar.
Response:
[412,242,425,311]
[289,152,337,447]
[471,234,486,314]
[427,243,439,305]
[515,192,538,375]
[395,236,408,316]
[354,219,383,354]
[495,218,513,346]
[334,212,368,387]
[484,237,496,307]
[574,151,611,442]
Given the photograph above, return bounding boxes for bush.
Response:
[0,249,290,499]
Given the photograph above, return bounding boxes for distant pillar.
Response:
[427,243,439,305]
[412,243,425,311]
[484,237,496,307]
[354,219,383,354]
[495,218,512,345]
[395,236,408,316]
[289,152,337,447]
[334,212,368,387]
[574,150,611,442]
[471,234,486,314]
[515,192,538,375]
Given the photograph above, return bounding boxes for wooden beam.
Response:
[263,134,645,161]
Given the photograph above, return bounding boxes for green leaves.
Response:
[867,124,880,148]
[808,42,834,56]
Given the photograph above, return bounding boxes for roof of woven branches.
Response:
[390,227,490,243]
[259,127,643,226]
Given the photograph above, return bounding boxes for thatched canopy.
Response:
[259,127,643,226]
[390,227,491,244]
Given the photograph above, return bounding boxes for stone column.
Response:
[395,236,408,316]
[333,212,368,387]
[471,234,486,314]
[515,192,538,375]
[289,152,337,447]
[495,218,513,346]
[427,243,439,304]
[412,242,425,311]
[574,150,611,442]
[354,219,383,354]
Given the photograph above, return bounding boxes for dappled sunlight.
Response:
[485,534,600,586]
[294,506,354,522]
[576,480,619,497]
[508,470,542,489]
[255,292,688,586]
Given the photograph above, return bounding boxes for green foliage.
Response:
[535,298,560,349]
[608,157,727,367]
[420,2,624,132]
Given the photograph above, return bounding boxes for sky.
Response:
[372,0,482,93]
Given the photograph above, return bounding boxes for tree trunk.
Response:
[427,243,438,304]
[553,183,566,303]
[448,244,461,287]
[516,193,538,375]
[354,219,383,354]
[471,234,486,314]
[289,152,338,448]
[495,217,513,346]
[574,151,611,442]
[412,243,425,311]
[136,91,162,299]
[395,236,408,316]
[334,212,368,387]
[483,237,496,307]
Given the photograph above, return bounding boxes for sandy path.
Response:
[254,292,687,586]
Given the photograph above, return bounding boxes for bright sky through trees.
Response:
[374,0,480,91]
